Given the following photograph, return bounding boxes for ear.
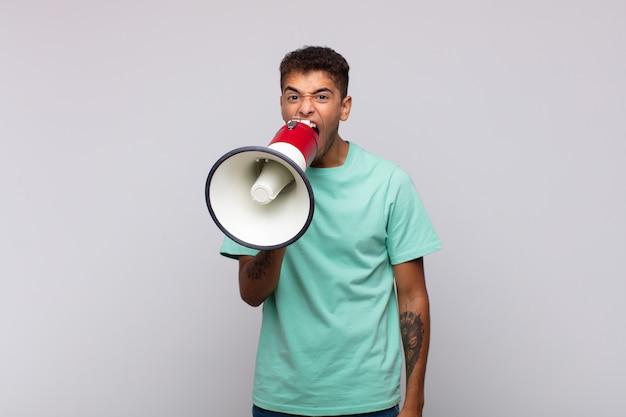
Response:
[340,95,352,121]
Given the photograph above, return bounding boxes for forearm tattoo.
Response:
[400,309,425,379]
[245,251,272,280]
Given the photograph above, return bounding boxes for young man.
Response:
[219,46,441,417]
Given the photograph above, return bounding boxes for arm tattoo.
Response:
[400,309,425,379]
[245,251,272,280]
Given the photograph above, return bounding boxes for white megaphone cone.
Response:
[205,118,319,250]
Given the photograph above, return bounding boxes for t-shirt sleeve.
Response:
[219,236,259,260]
[386,167,442,265]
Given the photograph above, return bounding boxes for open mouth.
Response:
[289,117,319,134]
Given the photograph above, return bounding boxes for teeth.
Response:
[291,118,315,128]
[288,117,318,133]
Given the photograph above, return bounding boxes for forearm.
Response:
[238,248,285,307]
[398,292,430,416]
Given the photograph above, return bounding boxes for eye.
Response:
[315,94,330,103]
[286,94,299,103]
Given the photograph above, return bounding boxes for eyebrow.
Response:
[283,86,334,95]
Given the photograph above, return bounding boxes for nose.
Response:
[297,96,315,117]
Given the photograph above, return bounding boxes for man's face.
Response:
[280,71,351,167]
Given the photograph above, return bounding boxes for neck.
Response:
[311,137,349,168]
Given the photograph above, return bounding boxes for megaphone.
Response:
[205,118,319,250]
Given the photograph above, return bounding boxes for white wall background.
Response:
[1,1,624,416]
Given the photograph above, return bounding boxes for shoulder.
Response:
[350,143,407,177]
[352,143,415,190]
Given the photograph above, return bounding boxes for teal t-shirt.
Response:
[220,143,441,415]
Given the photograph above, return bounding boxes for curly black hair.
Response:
[279,46,350,98]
